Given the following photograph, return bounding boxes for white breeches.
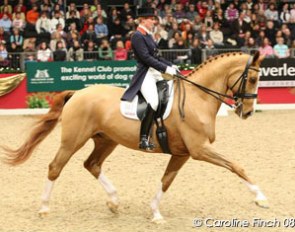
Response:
[140,67,164,111]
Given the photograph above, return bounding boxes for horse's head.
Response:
[229,52,264,119]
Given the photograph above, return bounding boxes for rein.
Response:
[175,56,260,118]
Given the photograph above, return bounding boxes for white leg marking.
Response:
[99,172,118,205]
[39,179,55,215]
[150,184,164,222]
[244,181,267,201]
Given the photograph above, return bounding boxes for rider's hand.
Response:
[165,66,177,76]
[172,65,180,73]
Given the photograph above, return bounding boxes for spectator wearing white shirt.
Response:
[37,41,52,62]
[50,10,65,33]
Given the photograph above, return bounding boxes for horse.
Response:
[2,51,268,223]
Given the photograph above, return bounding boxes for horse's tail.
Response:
[2,91,75,166]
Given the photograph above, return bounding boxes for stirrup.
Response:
[139,137,155,151]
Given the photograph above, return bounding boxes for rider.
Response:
[121,7,178,151]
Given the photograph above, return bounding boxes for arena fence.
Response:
[1,48,295,72]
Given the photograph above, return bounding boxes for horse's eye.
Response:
[249,77,257,84]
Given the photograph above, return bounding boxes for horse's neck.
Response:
[185,55,247,113]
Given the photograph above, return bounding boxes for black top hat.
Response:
[136,8,155,18]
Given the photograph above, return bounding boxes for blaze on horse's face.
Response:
[234,52,264,119]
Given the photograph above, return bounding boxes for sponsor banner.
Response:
[259,58,295,87]
[26,60,137,92]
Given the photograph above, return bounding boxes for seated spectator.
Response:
[50,31,66,51]
[51,3,65,19]
[192,15,203,33]
[81,23,97,47]
[94,17,108,41]
[114,40,127,61]
[172,38,189,64]
[231,12,252,47]
[50,10,65,33]
[273,37,290,58]
[123,15,136,32]
[0,42,9,67]
[12,5,26,21]
[98,39,113,60]
[173,3,186,21]
[282,27,293,47]
[190,38,202,65]
[204,10,214,31]
[155,32,168,49]
[167,22,181,41]
[65,10,82,32]
[23,40,37,63]
[67,40,84,61]
[52,23,67,40]
[7,42,23,69]
[53,40,67,61]
[265,20,277,47]
[13,0,26,13]
[120,3,134,23]
[168,31,182,48]
[10,28,23,48]
[83,40,98,61]
[209,22,224,47]
[264,3,279,23]
[205,39,218,58]
[0,0,12,15]
[197,24,210,48]
[92,3,107,20]
[0,13,12,33]
[197,1,208,20]
[25,4,39,32]
[0,5,12,20]
[40,0,53,13]
[280,3,291,24]
[66,3,80,19]
[225,3,239,23]
[108,17,127,47]
[258,37,274,58]
[241,37,258,54]
[37,41,52,62]
[256,10,267,30]
[35,11,51,44]
[0,26,9,44]
[255,30,266,47]
[12,12,26,31]
[186,4,198,22]
[66,23,80,48]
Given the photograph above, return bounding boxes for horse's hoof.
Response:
[255,199,269,208]
[106,201,119,214]
[151,217,166,224]
[38,208,50,218]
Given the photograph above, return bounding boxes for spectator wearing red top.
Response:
[197,1,208,20]
[114,40,127,61]
[26,4,39,27]
[225,3,239,23]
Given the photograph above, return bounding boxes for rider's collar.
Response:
[137,25,152,35]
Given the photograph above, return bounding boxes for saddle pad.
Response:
[120,80,174,120]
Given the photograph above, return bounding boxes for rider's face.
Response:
[142,17,155,31]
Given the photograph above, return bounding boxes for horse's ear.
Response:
[252,51,265,65]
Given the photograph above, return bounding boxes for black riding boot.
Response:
[139,104,156,151]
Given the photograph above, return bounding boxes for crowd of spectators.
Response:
[0,0,295,68]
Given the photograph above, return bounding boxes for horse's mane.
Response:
[187,52,245,77]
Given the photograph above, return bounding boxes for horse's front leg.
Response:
[151,155,189,223]
[190,145,269,208]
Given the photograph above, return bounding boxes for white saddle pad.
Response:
[120,80,174,120]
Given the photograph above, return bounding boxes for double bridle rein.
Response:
[175,55,260,118]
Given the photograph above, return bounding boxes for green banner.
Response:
[26,60,137,92]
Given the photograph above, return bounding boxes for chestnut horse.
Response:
[3,52,268,223]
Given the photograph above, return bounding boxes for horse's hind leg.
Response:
[39,128,91,217]
[191,146,269,208]
[151,154,189,223]
[84,135,119,213]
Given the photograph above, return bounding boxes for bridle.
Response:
[175,55,260,112]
